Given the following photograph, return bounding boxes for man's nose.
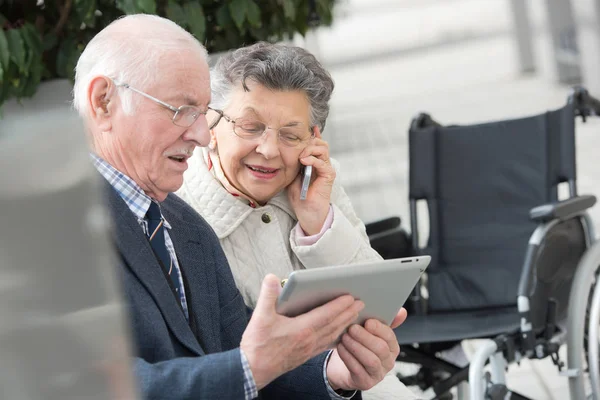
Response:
[183,115,210,147]
[255,128,280,159]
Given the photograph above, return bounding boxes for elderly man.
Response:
[73,14,407,399]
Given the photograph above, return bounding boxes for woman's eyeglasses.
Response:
[208,109,314,148]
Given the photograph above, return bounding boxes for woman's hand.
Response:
[287,127,336,235]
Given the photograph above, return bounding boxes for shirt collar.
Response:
[91,153,171,229]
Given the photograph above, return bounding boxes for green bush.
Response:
[0,0,335,109]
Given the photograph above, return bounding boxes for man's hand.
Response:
[240,274,365,390]
[325,308,407,391]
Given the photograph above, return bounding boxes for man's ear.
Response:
[88,76,115,131]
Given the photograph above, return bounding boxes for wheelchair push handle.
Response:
[568,86,600,121]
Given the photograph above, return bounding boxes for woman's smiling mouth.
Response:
[246,164,279,179]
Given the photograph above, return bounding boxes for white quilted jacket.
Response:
[176,148,383,308]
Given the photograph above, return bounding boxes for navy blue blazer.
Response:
[107,185,342,399]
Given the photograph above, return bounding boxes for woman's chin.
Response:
[241,179,283,203]
[251,192,273,203]
[244,187,278,204]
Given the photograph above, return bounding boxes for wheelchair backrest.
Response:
[409,103,577,312]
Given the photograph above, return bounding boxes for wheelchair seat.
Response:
[396,306,519,345]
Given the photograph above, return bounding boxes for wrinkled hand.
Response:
[325,308,407,392]
[287,127,335,235]
[240,274,365,390]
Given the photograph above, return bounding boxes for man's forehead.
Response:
[164,88,210,106]
[162,77,211,106]
[147,53,210,104]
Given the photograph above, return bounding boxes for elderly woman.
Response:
[176,42,417,400]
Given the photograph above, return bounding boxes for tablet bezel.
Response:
[275,256,430,326]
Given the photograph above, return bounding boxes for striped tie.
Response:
[146,201,184,306]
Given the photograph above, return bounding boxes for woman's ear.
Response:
[208,129,218,151]
[88,76,115,131]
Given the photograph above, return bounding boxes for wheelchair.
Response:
[366,86,600,399]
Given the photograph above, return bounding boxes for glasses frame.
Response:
[208,109,315,147]
[112,79,212,128]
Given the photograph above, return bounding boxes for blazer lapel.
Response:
[165,206,221,353]
[106,187,205,356]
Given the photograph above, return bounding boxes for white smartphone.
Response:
[300,165,312,200]
[276,256,430,327]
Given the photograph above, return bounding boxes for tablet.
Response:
[276,256,430,326]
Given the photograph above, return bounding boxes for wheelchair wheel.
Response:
[585,268,600,399]
[567,239,600,400]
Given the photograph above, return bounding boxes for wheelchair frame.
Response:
[467,87,600,400]
[366,86,600,400]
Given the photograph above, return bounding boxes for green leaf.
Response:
[56,39,82,79]
[21,24,42,55]
[166,1,186,26]
[21,63,42,98]
[184,3,206,40]
[216,4,233,28]
[0,29,9,71]
[6,29,26,74]
[228,0,248,31]
[136,0,156,14]
[315,0,333,25]
[20,25,42,77]
[75,0,97,27]
[43,33,58,52]
[246,0,261,28]
[116,0,137,14]
[0,13,6,26]
[294,3,309,35]
[316,0,332,12]
[282,0,296,21]
[117,0,156,14]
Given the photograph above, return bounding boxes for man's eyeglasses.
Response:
[113,80,211,128]
[208,109,314,148]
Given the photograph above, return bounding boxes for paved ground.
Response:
[311,0,600,398]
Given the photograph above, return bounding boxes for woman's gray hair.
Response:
[210,42,335,132]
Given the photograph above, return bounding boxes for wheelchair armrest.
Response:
[365,216,401,237]
[369,229,413,259]
[529,195,596,223]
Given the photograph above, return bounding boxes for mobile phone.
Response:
[300,165,312,200]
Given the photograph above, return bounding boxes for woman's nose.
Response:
[255,128,280,159]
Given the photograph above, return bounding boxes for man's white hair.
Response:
[73,14,207,118]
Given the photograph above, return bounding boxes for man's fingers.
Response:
[342,326,388,376]
[336,341,367,381]
[364,319,400,356]
[348,320,400,366]
[296,295,359,329]
[312,302,364,349]
[254,274,283,316]
[294,297,362,349]
[389,308,408,329]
